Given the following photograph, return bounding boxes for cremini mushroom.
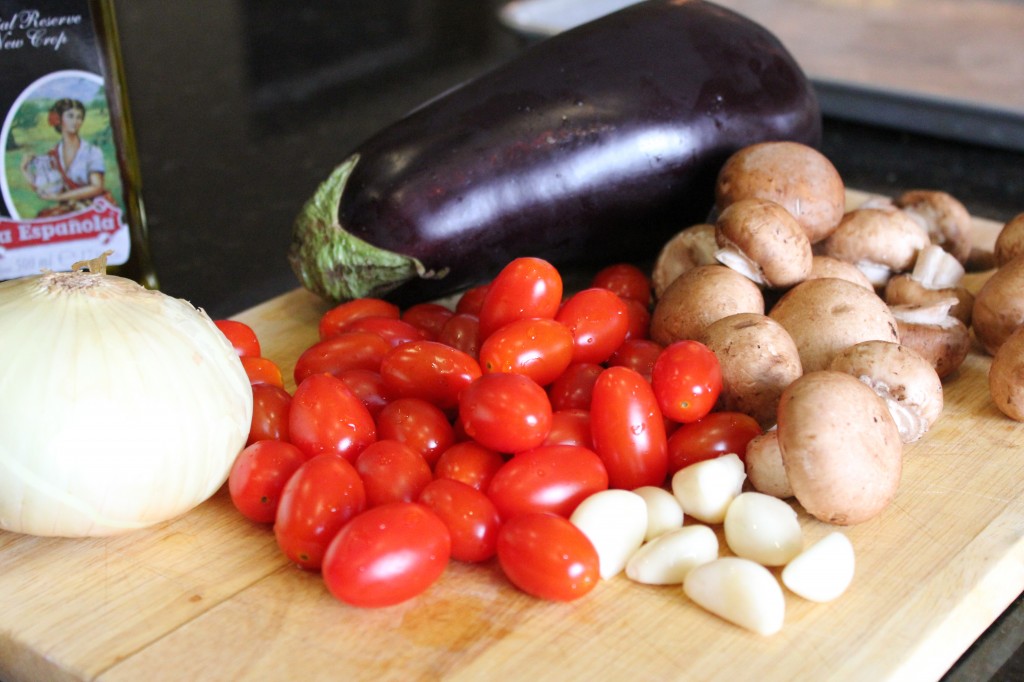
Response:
[651,264,764,346]
[652,223,718,298]
[744,430,793,499]
[994,213,1024,268]
[891,300,971,380]
[777,371,903,526]
[828,340,943,443]
[989,325,1024,422]
[713,198,813,289]
[806,255,875,291]
[972,255,1024,355]
[768,277,899,373]
[822,207,930,287]
[884,244,974,326]
[715,141,846,244]
[894,189,973,264]
[699,312,802,429]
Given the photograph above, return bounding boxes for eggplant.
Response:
[290,0,821,304]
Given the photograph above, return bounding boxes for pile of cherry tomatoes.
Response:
[216,257,762,608]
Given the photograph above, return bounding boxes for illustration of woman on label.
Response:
[19,98,113,217]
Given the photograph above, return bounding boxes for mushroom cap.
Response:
[972,255,1024,355]
[828,340,943,443]
[768,277,900,373]
[744,430,793,499]
[650,264,764,346]
[714,198,813,288]
[989,325,1024,422]
[994,213,1024,268]
[652,223,717,298]
[699,312,802,430]
[778,371,903,526]
[715,141,845,244]
[895,190,974,264]
[894,313,971,381]
[807,255,875,291]
[822,208,931,286]
[884,274,974,326]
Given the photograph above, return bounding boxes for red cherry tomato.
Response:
[486,444,608,520]
[591,263,651,305]
[455,283,489,316]
[215,319,261,358]
[229,440,306,523]
[622,297,652,340]
[542,409,593,449]
[547,362,603,411]
[478,318,575,386]
[380,340,482,411]
[437,313,481,358]
[667,411,762,474]
[241,355,284,388]
[459,373,553,453]
[590,366,668,489]
[651,340,723,424]
[477,257,563,339]
[418,478,501,563]
[607,338,663,383]
[248,384,291,445]
[375,397,455,467]
[336,368,395,418]
[555,288,630,364]
[401,302,454,340]
[274,453,366,570]
[319,298,399,340]
[496,512,599,602]
[433,441,506,492]
[355,440,433,507]
[322,502,451,608]
[337,316,428,348]
[293,331,392,385]
[288,373,377,462]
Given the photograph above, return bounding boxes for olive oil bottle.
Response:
[0,0,157,287]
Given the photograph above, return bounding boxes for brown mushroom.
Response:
[714,198,813,288]
[806,255,875,291]
[768,277,899,373]
[891,301,971,380]
[884,245,974,326]
[972,255,1024,355]
[650,264,764,346]
[652,223,718,298]
[699,313,802,430]
[989,325,1024,422]
[828,340,943,443]
[994,213,1024,268]
[894,190,974,264]
[744,430,793,499]
[715,141,845,244]
[822,207,930,287]
[777,371,903,526]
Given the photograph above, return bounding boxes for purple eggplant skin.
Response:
[290,0,821,304]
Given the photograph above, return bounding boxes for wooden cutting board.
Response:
[1,193,1021,682]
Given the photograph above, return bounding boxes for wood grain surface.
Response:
[1,193,1021,682]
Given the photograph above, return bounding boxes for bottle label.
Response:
[0,2,130,279]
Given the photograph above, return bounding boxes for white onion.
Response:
[0,262,253,536]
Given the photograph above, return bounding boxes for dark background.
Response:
[110,2,1022,678]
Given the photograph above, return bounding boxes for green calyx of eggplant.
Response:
[289,155,443,302]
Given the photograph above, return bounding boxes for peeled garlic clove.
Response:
[684,557,785,636]
[671,453,746,524]
[724,492,803,566]
[632,485,685,541]
[625,525,718,585]
[781,532,856,602]
[569,489,648,579]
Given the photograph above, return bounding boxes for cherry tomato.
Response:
[667,411,762,474]
[496,512,599,602]
[437,313,481,357]
[336,368,394,418]
[322,502,451,608]
[293,331,392,385]
[555,288,630,364]
[338,316,428,348]
[419,478,501,563]
[591,263,651,305]
[590,366,668,489]
[401,302,454,340]
[478,318,575,386]
[274,453,366,570]
[319,298,399,340]
[214,319,261,358]
[380,340,482,411]
[651,340,723,424]
[542,409,593,449]
[607,338,663,383]
[229,440,306,523]
[433,441,506,492]
[622,297,652,340]
[459,373,553,453]
[288,373,377,462]
[241,355,284,388]
[248,384,291,445]
[375,397,455,467]
[356,440,433,507]
[455,283,489,316]
[477,257,563,339]
[486,444,608,520]
[547,362,603,411]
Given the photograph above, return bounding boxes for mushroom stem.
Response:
[911,245,965,290]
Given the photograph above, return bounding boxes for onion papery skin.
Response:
[0,271,253,537]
